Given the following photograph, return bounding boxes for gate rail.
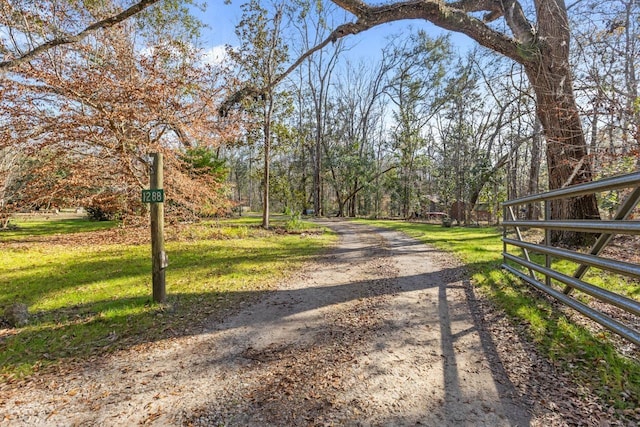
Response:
[502,171,640,345]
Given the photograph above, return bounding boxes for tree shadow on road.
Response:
[177,260,533,426]
[5,219,625,425]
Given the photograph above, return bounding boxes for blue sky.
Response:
[191,1,475,65]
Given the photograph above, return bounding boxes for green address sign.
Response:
[142,189,164,203]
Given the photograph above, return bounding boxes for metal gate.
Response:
[501,172,640,345]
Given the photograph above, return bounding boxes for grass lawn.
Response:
[0,215,335,380]
[356,219,639,411]
[1,216,118,240]
[2,214,637,411]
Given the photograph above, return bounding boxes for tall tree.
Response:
[573,0,639,170]
[432,58,479,220]
[229,0,289,228]
[290,1,345,216]
[386,31,450,218]
[466,52,537,214]
[294,0,601,244]
[325,58,389,217]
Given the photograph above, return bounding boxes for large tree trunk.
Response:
[527,88,600,243]
[530,88,600,245]
[523,7,600,245]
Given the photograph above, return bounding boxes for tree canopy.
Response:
[0,0,637,240]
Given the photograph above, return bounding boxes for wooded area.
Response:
[1,0,638,244]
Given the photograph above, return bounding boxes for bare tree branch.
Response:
[222,0,531,114]
[331,0,530,57]
[219,21,364,116]
[273,23,362,88]
[342,165,397,207]
[0,0,161,71]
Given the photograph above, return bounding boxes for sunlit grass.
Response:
[0,216,335,380]
[356,219,639,411]
[0,217,118,240]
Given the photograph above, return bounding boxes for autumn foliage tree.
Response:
[0,1,239,223]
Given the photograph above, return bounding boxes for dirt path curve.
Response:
[2,220,583,425]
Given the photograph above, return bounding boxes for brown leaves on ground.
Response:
[472,289,639,426]
[0,221,298,249]
[186,261,397,426]
[0,225,150,249]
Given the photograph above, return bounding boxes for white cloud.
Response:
[202,45,229,67]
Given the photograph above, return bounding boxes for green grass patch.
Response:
[0,217,118,241]
[355,219,639,411]
[0,216,335,380]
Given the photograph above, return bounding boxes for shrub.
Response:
[84,193,128,221]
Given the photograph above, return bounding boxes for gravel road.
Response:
[1,220,622,426]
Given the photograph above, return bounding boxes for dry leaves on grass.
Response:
[0,226,149,249]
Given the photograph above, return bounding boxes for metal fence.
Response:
[501,171,640,346]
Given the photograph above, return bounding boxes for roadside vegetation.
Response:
[0,215,335,380]
[357,219,639,412]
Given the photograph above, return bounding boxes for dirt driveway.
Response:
[1,220,618,426]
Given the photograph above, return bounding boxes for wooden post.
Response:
[150,152,166,303]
